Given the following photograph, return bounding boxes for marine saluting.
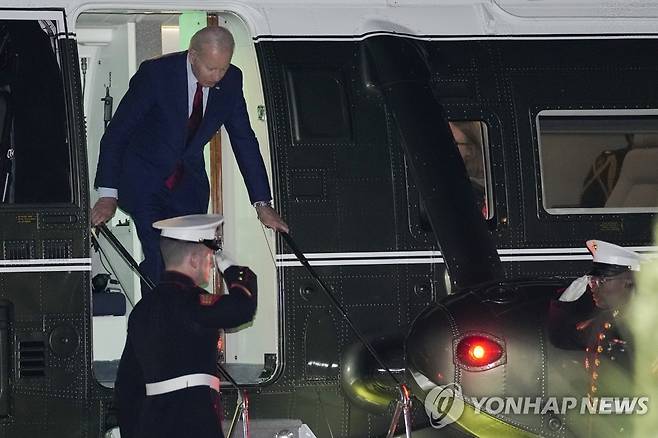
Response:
[548,239,641,352]
[114,213,257,438]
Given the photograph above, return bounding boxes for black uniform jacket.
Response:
[115,269,257,438]
[547,288,597,350]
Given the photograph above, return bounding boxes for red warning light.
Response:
[455,335,505,371]
[471,345,485,359]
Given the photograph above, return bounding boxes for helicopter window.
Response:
[286,67,352,143]
[449,121,493,220]
[537,110,658,215]
[415,120,493,233]
[0,20,72,204]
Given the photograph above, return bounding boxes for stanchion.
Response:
[94,224,155,290]
[226,388,250,438]
[386,384,413,438]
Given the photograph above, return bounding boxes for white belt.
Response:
[145,373,220,396]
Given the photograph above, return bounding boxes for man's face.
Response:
[194,246,215,288]
[449,123,483,180]
[591,270,635,309]
[189,44,232,87]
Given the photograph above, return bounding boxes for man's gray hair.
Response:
[189,26,235,54]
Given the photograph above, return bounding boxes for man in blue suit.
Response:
[91,26,288,288]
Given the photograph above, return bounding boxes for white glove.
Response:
[558,275,590,302]
[214,251,236,274]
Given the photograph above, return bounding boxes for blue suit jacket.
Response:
[94,51,271,215]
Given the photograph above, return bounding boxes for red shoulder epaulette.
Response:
[199,294,221,306]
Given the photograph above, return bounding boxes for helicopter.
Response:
[1,1,658,437]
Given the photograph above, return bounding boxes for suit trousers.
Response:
[130,184,207,295]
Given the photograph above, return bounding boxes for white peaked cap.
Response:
[586,240,641,271]
[152,214,224,242]
[559,239,641,302]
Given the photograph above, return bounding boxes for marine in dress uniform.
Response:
[115,214,257,438]
[548,240,640,350]
[548,240,641,436]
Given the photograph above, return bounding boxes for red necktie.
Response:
[187,82,203,144]
[166,82,203,190]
